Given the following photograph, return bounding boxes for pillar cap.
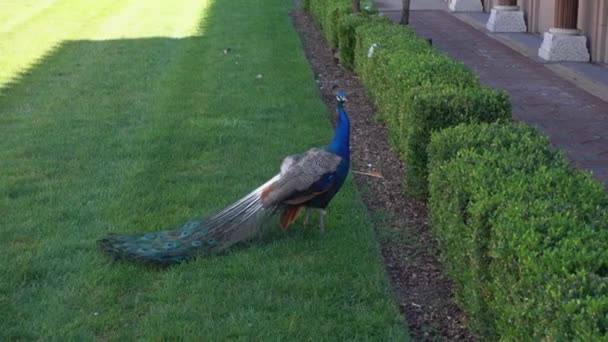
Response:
[549,28,581,35]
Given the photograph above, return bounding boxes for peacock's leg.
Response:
[319,209,326,234]
[303,207,311,226]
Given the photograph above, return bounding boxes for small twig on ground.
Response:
[352,170,384,178]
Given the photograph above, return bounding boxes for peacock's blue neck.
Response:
[328,102,350,159]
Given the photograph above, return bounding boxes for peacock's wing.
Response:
[261,148,342,207]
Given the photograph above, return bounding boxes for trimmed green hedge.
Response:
[337,14,378,70]
[305,0,376,49]
[350,20,510,198]
[428,123,608,340]
[353,21,455,106]
[305,0,608,341]
[305,0,351,47]
[398,86,511,198]
[304,1,512,204]
[305,4,608,339]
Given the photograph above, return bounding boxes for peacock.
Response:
[99,92,350,265]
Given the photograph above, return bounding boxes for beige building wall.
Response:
[482,0,608,64]
[578,0,608,63]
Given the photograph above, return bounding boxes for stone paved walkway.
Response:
[379,8,608,186]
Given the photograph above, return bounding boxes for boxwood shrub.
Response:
[398,86,511,198]
[307,2,509,201]
[350,20,511,199]
[305,0,376,49]
[353,21,479,110]
[428,122,608,340]
[337,14,385,70]
[307,1,608,339]
[305,0,351,47]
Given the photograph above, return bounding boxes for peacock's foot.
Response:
[319,209,326,235]
[303,207,311,226]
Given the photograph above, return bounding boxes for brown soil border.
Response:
[290,10,475,341]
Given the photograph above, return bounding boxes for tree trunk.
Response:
[400,0,411,25]
[352,0,360,13]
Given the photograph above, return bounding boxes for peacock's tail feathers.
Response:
[99,175,281,265]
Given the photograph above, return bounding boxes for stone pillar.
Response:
[538,0,590,62]
[486,0,527,32]
[554,0,578,30]
[449,0,483,12]
[496,0,516,5]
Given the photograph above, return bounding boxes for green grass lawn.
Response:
[0,0,407,339]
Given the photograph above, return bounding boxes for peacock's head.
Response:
[336,91,347,103]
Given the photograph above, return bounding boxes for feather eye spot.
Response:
[180,230,191,237]
[184,221,198,229]
[191,240,202,247]
[165,242,177,249]
[206,238,217,246]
